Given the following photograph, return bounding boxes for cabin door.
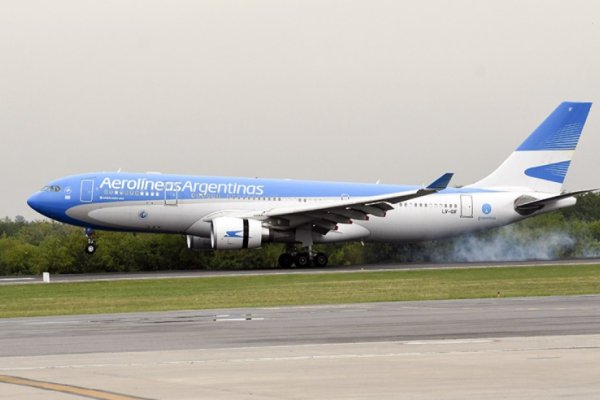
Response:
[460,195,473,218]
[80,179,94,203]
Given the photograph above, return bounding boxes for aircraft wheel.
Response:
[85,243,96,254]
[278,253,294,268]
[295,252,310,268]
[314,252,328,267]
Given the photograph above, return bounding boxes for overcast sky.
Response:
[2,0,599,220]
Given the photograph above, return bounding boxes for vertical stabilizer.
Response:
[469,102,592,193]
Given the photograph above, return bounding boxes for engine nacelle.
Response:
[186,235,213,250]
[211,217,264,249]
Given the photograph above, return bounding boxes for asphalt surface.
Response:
[1,257,600,285]
[2,295,600,399]
[2,264,600,399]
[1,295,600,357]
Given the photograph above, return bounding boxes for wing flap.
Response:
[332,209,370,221]
[305,212,352,224]
[350,205,388,218]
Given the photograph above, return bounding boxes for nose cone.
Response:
[27,192,46,215]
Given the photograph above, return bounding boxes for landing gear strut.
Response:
[85,228,97,254]
[277,247,328,268]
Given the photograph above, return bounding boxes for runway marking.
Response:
[213,313,265,322]
[214,318,265,322]
[0,374,152,400]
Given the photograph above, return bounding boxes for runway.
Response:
[2,257,600,285]
[1,295,600,398]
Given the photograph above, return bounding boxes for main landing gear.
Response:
[278,247,328,268]
[84,228,97,254]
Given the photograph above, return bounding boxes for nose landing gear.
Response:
[84,228,97,254]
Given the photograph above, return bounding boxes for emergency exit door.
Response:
[165,189,178,206]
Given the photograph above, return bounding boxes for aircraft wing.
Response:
[257,173,453,234]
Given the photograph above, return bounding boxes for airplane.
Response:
[27,102,593,268]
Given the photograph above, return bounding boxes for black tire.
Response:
[295,252,310,267]
[314,252,328,267]
[278,253,294,268]
[85,244,96,254]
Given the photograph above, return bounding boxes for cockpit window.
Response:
[41,185,61,192]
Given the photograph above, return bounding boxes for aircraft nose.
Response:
[27,192,44,214]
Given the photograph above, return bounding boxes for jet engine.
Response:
[186,235,213,250]
[210,217,265,249]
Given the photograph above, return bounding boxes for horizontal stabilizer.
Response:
[514,189,596,215]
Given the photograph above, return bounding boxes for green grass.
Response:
[2,265,600,318]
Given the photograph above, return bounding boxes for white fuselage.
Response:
[62,188,571,244]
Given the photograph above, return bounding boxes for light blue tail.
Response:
[517,102,592,151]
[471,102,592,192]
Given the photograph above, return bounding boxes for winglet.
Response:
[426,173,454,190]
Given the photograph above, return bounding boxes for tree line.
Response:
[2,193,600,275]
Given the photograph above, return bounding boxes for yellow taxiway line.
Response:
[0,374,151,399]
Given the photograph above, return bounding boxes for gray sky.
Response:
[2,0,599,220]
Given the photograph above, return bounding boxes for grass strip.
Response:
[2,264,600,318]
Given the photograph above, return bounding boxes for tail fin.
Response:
[469,102,592,193]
